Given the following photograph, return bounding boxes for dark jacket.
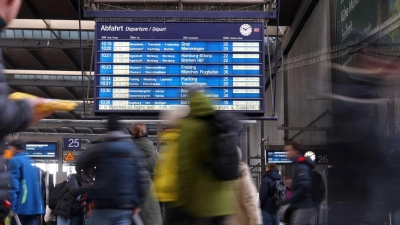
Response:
[0,52,33,204]
[76,131,149,210]
[259,169,282,213]
[290,156,317,209]
[53,174,89,219]
[133,137,158,174]
[8,153,45,215]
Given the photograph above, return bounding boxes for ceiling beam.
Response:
[68,0,80,17]
[62,49,79,70]
[64,87,77,100]
[0,39,90,49]
[37,86,53,98]
[2,54,16,69]
[22,0,38,18]
[27,50,47,70]
[7,78,91,87]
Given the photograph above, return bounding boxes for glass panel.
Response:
[33,30,42,39]
[88,32,94,40]
[60,31,70,39]
[14,30,23,38]
[70,31,79,40]
[42,30,52,39]
[5,30,14,38]
[23,30,33,38]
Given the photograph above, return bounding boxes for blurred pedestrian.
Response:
[76,115,149,225]
[131,123,162,225]
[0,1,51,223]
[284,177,292,200]
[8,140,45,225]
[153,106,190,225]
[284,142,317,225]
[259,163,282,225]
[227,147,262,225]
[53,168,93,225]
[178,90,234,224]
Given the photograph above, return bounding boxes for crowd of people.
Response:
[0,1,322,225]
[0,89,322,225]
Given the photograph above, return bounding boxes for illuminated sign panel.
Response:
[95,22,265,113]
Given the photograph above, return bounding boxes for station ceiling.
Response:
[3,0,300,138]
[16,0,301,26]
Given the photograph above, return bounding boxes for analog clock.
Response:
[304,151,316,161]
[240,24,252,36]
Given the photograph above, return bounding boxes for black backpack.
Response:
[201,111,240,181]
[48,180,68,210]
[311,170,325,205]
[272,180,286,209]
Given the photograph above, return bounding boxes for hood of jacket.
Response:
[294,156,316,169]
[265,169,282,181]
[160,129,180,142]
[188,91,214,117]
[133,137,155,158]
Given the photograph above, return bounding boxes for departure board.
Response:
[95,22,265,113]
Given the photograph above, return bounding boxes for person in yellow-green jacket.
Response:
[177,89,235,225]
[153,105,190,225]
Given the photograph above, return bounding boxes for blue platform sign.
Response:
[24,142,58,159]
[95,22,265,114]
[63,138,81,150]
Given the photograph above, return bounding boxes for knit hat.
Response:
[159,106,190,127]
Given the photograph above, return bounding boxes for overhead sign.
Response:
[63,138,81,150]
[94,22,265,114]
[64,151,75,161]
[267,150,331,165]
[25,142,57,159]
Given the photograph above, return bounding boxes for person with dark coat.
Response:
[259,163,281,225]
[76,116,149,225]
[131,123,162,225]
[284,142,317,225]
[0,1,51,223]
[53,169,93,225]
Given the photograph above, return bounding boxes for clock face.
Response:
[240,24,252,36]
[304,151,316,161]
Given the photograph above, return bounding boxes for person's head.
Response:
[159,106,190,129]
[266,163,277,172]
[284,141,303,160]
[107,114,123,132]
[9,140,24,155]
[131,123,147,138]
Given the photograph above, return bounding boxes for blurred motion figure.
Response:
[131,123,162,225]
[284,142,317,225]
[227,147,262,225]
[177,90,235,224]
[76,115,149,225]
[8,140,45,225]
[153,106,190,225]
[0,0,51,223]
[259,163,282,225]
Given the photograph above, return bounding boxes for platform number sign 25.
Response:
[63,138,81,150]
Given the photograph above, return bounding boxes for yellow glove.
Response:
[8,92,78,113]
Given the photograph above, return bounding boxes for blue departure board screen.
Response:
[267,151,292,164]
[95,22,265,113]
[24,142,57,159]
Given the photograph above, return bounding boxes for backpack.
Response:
[201,111,240,181]
[48,180,68,210]
[272,180,286,209]
[311,170,325,205]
